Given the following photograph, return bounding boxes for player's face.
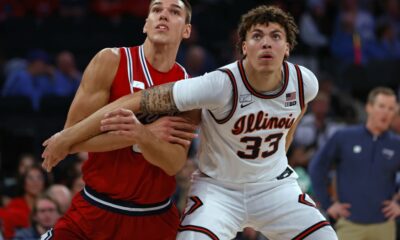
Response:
[242,23,289,73]
[143,0,191,45]
[34,199,60,228]
[366,94,398,133]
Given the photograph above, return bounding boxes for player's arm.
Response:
[70,113,198,153]
[285,106,307,152]
[42,48,118,161]
[42,72,228,171]
[132,110,200,175]
[64,48,119,128]
[286,66,318,151]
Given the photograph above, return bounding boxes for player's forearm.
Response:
[61,93,142,146]
[70,133,137,153]
[137,130,188,176]
[61,82,180,150]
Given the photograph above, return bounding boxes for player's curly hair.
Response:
[237,5,299,56]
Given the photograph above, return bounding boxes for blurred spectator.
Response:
[319,72,360,123]
[59,0,87,19]
[2,153,36,201]
[1,49,53,110]
[46,184,72,214]
[69,173,84,196]
[299,0,330,53]
[183,45,216,77]
[287,146,313,195]
[309,87,400,240]
[1,164,50,239]
[294,91,345,154]
[13,194,62,239]
[91,0,124,20]
[24,0,58,19]
[0,0,26,22]
[52,51,81,97]
[330,0,376,65]
[372,18,400,60]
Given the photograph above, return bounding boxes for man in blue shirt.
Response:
[309,87,400,240]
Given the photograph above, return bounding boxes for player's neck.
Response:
[243,59,282,93]
[143,39,178,72]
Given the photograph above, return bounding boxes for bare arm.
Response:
[285,106,307,152]
[131,110,201,175]
[53,82,178,148]
[71,113,198,153]
[65,48,119,128]
[77,108,201,175]
[42,76,196,171]
[41,48,119,169]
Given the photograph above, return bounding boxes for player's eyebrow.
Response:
[150,2,184,11]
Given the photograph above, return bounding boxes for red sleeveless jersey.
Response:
[82,45,188,204]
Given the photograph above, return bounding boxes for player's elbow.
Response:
[164,156,186,176]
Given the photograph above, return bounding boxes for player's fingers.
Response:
[101,123,135,132]
[101,115,137,126]
[170,122,198,131]
[118,108,134,117]
[42,159,48,170]
[170,129,198,140]
[165,116,192,123]
[104,108,128,118]
[168,136,191,148]
[107,130,135,137]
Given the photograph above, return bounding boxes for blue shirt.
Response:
[309,125,400,224]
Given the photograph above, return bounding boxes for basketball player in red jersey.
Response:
[40,0,198,239]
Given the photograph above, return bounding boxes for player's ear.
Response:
[284,42,290,58]
[242,41,247,56]
[182,23,191,39]
[143,18,149,34]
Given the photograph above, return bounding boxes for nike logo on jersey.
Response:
[241,102,254,108]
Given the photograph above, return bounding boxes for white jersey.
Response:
[174,60,318,183]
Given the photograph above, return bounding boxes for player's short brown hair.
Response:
[367,87,396,104]
[237,5,298,55]
[149,0,192,24]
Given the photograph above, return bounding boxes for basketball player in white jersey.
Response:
[42,5,338,240]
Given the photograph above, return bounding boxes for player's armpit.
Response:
[285,105,307,152]
[140,82,179,114]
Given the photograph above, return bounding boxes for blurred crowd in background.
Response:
[0,0,400,239]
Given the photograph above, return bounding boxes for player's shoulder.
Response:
[293,63,317,85]
[286,61,319,103]
[96,47,120,62]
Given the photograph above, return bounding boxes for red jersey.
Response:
[82,45,188,204]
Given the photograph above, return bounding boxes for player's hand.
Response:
[146,116,198,148]
[327,202,351,219]
[101,109,197,148]
[382,200,400,220]
[41,131,71,172]
[100,108,143,141]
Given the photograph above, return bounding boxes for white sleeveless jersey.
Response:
[174,60,318,183]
